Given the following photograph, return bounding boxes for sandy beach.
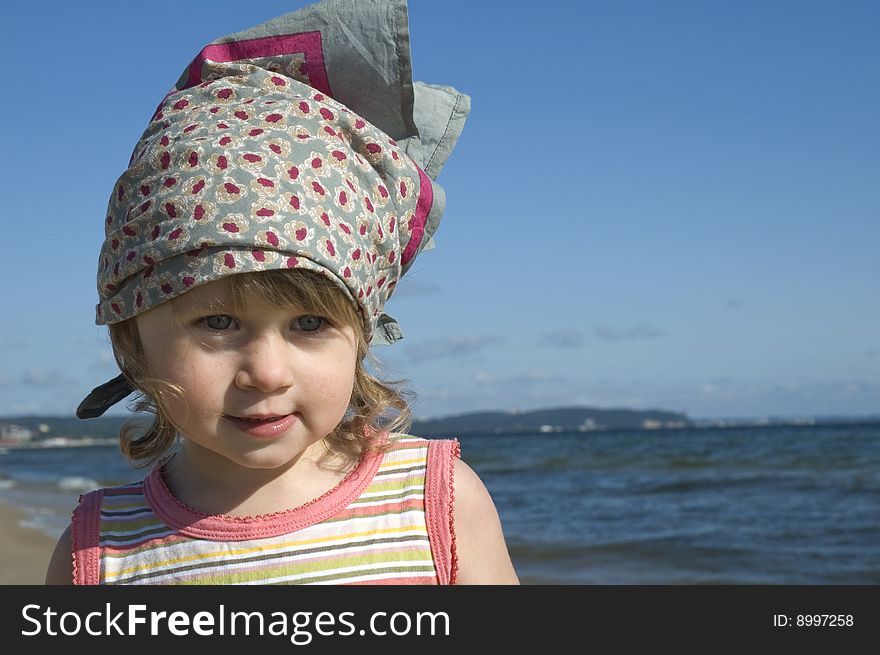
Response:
[0,501,58,585]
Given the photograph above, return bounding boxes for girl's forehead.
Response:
[167,277,324,316]
[167,280,284,317]
[169,279,234,311]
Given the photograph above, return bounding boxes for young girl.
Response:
[45,0,518,585]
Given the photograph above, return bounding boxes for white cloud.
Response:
[388,277,442,298]
[593,322,665,342]
[20,369,74,388]
[539,328,585,349]
[89,350,118,372]
[406,335,504,363]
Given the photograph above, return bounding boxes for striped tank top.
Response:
[71,434,459,585]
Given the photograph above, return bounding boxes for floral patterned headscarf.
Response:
[77,0,469,418]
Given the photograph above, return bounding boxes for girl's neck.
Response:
[161,441,356,517]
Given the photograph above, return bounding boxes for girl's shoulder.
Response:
[45,524,73,585]
[385,432,518,583]
[446,455,519,584]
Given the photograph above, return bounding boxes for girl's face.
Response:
[135,277,358,474]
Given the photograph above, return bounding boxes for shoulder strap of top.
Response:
[424,438,461,585]
[71,488,104,585]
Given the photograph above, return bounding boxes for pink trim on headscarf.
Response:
[71,489,104,585]
[185,31,331,96]
[401,165,434,267]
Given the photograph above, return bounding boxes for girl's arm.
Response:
[45,525,73,585]
[452,459,520,584]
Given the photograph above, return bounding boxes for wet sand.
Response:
[0,501,57,585]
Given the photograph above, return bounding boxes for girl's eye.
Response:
[202,315,234,330]
[296,315,324,332]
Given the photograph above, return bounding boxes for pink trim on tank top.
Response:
[71,489,103,585]
[142,440,386,542]
[424,438,460,585]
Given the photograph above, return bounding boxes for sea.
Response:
[1,423,877,584]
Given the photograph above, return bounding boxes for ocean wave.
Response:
[19,507,67,540]
[624,472,790,494]
[57,476,100,492]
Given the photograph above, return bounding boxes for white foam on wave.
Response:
[0,479,15,490]
[19,507,67,539]
[57,476,100,492]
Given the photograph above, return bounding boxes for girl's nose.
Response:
[234,333,295,392]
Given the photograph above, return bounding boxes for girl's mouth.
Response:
[224,413,296,438]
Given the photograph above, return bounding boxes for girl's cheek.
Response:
[182,351,225,379]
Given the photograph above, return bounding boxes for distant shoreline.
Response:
[0,438,118,450]
[1,418,877,449]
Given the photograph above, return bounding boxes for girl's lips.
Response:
[224,413,296,438]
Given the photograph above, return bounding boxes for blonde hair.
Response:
[109,269,412,467]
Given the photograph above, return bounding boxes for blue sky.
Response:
[1,0,877,421]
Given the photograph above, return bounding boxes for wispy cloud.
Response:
[472,370,566,386]
[0,400,40,415]
[20,369,75,389]
[539,328,585,349]
[388,277,443,298]
[593,322,665,342]
[0,335,31,350]
[689,378,880,418]
[406,335,504,363]
[89,350,118,373]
